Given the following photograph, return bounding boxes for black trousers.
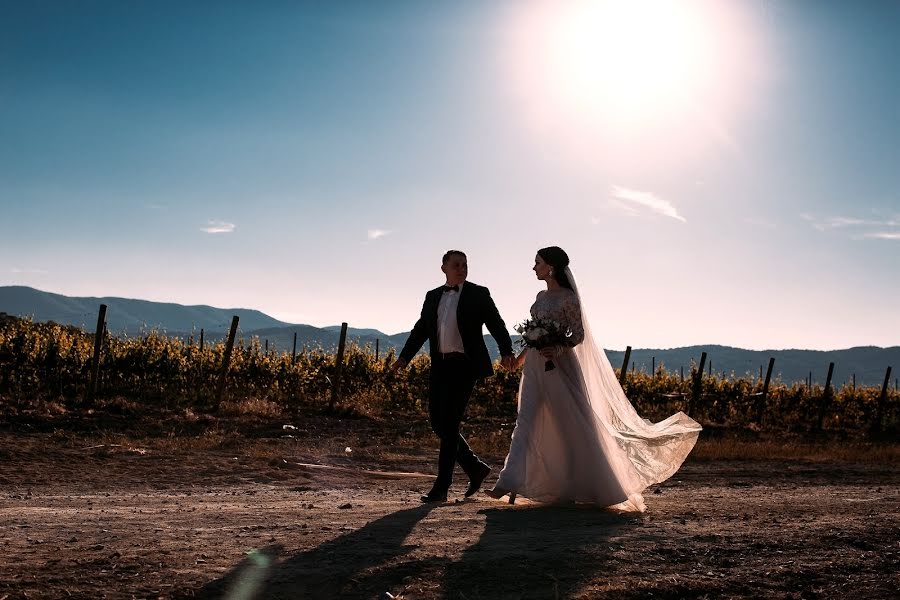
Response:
[428,354,482,493]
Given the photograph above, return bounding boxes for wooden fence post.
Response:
[375,338,380,361]
[755,357,775,424]
[619,346,632,384]
[329,323,348,411]
[215,316,239,405]
[292,332,298,364]
[816,362,835,430]
[87,304,107,403]
[688,351,707,415]
[762,357,774,394]
[652,356,656,377]
[873,366,892,434]
[197,328,206,382]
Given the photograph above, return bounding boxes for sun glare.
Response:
[504,0,764,165]
[548,0,709,126]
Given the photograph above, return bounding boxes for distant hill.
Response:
[0,285,289,333]
[230,325,409,355]
[322,325,386,338]
[599,345,900,389]
[2,285,897,387]
[0,285,410,354]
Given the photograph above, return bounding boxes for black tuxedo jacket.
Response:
[399,281,514,379]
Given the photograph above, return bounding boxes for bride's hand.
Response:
[539,346,569,360]
[539,347,557,360]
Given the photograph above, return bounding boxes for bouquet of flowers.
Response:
[515,317,573,371]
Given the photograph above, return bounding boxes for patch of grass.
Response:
[465,420,900,465]
[691,436,900,463]
[219,397,283,418]
[8,406,899,468]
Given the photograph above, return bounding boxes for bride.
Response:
[486,246,701,511]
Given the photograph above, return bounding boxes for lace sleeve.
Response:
[562,291,585,346]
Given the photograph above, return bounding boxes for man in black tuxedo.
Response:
[393,250,515,502]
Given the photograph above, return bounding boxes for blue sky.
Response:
[2,0,898,350]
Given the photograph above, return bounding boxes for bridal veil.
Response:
[565,267,702,509]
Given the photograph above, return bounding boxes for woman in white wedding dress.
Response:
[486,247,702,511]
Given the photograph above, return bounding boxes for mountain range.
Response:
[1,286,897,388]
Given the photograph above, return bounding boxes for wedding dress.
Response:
[491,268,701,511]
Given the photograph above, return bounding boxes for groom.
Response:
[393,250,515,502]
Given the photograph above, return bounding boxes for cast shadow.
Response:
[190,502,647,599]
[440,504,644,599]
[190,503,440,599]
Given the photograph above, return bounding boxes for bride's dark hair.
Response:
[537,246,573,290]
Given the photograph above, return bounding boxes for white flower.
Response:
[525,327,547,341]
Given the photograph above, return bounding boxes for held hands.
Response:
[514,351,527,370]
[390,358,409,372]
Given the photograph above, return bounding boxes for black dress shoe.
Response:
[464,463,491,498]
[420,491,448,503]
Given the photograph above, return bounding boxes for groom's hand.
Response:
[500,354,515,371]
[390,358,408,372]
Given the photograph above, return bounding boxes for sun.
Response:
[546,0,711,126]
[504,0,761,152]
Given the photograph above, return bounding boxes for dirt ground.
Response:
[0,428,898,600]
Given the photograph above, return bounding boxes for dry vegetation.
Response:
[2,315,898,436]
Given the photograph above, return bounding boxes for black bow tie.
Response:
[443,285,459,293]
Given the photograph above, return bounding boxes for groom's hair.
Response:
[442,250,467,264]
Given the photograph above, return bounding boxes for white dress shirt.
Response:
[437,283,465,354]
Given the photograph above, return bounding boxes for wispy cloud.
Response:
[802,213,900,240]
[609,186,686,223]
[367,229,391,241]
[802,214,899,232]
[862,232,900,240]
[145,203,167,210]
[10,267,48,274]
[201,220,236,234]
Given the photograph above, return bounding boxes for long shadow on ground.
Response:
[191,502,644,599]
[191,504,438,599]
[440,505,643,599]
